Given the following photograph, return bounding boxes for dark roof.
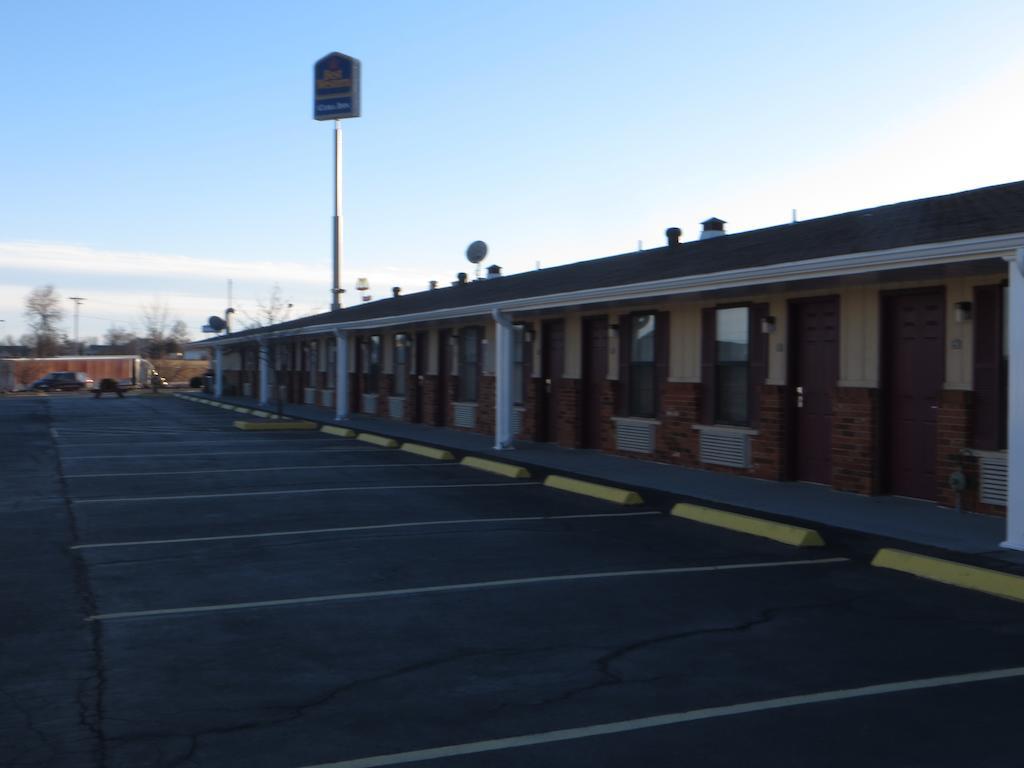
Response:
[220,179,1024,341]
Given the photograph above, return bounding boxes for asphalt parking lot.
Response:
[4,394,1024,767]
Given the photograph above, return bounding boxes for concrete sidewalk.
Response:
[189,392,1018,564]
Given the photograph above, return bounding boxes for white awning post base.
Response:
[258,341,271,406]
[334,330,350,421]
[214,347,224,399]
[492,309,514,450]
[1001,249,1024,551]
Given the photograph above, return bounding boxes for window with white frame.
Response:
[364,335,381,394]
[457,327,480,402]
[629,313,657,418]
[715,306,750,425]
[393,334,409,396]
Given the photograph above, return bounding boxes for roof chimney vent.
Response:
[665,227,682,247]
[429,280,438,290]
[456,272,468,286]
[700,217,726,240]
[392,286,401,298]
[486,264,502,279]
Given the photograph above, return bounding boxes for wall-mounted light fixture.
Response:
[760,315,777,334]
[608,323,620,341]
[522,326,535,344]
[954,301,973,323]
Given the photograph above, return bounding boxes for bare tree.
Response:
[104,326,137,351]
[139,299,170,357]
[167,320,190,353]
[23,285,65,356]
[242,284,293,329]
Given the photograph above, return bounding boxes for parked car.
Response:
[29,371,94,392]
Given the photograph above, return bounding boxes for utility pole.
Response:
[68,297,85,352]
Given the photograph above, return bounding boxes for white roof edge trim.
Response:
[197,231,1024,346]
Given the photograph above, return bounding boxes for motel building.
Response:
[197,181,1023,549]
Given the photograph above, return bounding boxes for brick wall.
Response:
[519,379,541,440]
[654,382,700,465]
[421,375,441,426]
[600,380,618,453]
[556,379,582,448]
[934,390,1003,515]
[831,386,880,495]
[750,385,786,481]
[477,376,495,435]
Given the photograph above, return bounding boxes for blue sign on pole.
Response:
[314,52,361,120]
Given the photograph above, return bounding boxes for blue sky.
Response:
[2,0,1023,341]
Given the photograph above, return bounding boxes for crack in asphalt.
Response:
[103,644,565,767]
[0,687,57,768]
[46,399,109,768]
[492,593,871,715]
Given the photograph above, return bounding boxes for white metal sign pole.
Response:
[1002,249,1024,550]
[331,120,344,311]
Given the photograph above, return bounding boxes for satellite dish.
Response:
[466,241,488,264]
[208,316,226,332]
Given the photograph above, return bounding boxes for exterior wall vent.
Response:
[511,407,524,436]
[699,429,750,468]
[614,419,656,453]
[978,453,1008,506]
[453,402,477,428]
[700,217,727,240]
[361,393,378,414]
[388,396,405,419]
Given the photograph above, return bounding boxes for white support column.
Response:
[258,340,270,406]
[1002,250,1024,550]
[334,329,350,421]
[214,346,224,399]
[493,309,514,450]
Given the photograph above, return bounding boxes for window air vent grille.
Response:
[615,421,655,453]
[388,396,405,419]
[453,402,477,429]
[700,430,750,468]
[979,454,1008,506]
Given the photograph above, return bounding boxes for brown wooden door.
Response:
[436,330,449,426]
[791,297,839,484]
[884,290,945,500]
[581,317,608,448]
[413,332,428,423]
[538,320,565,442]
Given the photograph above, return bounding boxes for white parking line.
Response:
[86,557,847,621]
[299,665,1024,768]
[60,447,378,461]
[64,462,449,479]
[72,481,538,505]
[71,511,663,549]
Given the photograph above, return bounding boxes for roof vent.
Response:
[486,264,502,279]
[456,272,468,285]
[700,217,726,240]
[429,280,438,290]
[665,227,682,247]
[392,287,401,298]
